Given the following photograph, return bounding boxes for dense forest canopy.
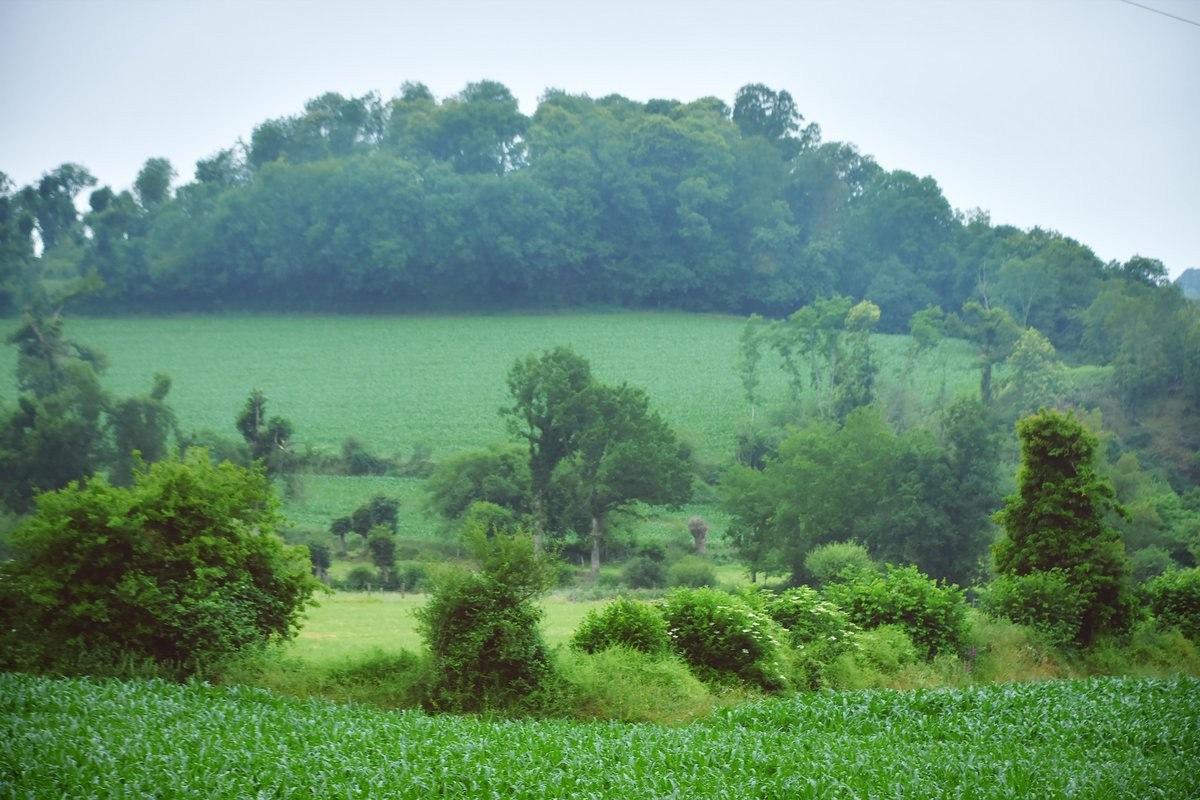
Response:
[0,81,1186,325]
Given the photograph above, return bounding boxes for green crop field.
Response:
[0,312,982,464]
[3,672,1197,798]
[0,312,988,539]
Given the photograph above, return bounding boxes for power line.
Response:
[1116,0,1200,29]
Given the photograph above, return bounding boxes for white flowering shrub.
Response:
[764,587,861,689]
[661,587,790,692]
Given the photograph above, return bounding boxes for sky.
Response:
[2,0,1197,278]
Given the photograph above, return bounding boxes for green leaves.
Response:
[0,451,321,677]
[5,673,1197,798]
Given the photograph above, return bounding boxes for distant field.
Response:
[0,312,982,465]
[5,672,1197,798]
[0,312,988,538]
[284,592,611,663]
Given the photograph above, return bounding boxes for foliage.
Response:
[414,525,557,713]
[660,587,789,691]
[424,442,531,521]
[569,596,671,657]
[762,586,860,689]
[0,451,321,677]
[1142,568,1200,640]
[665,555,718,588]
[343,565,377,591]
[236,389,295,476]
[507,347,691,574]
[7,673,1199,797]
[803,540,877,586]
[622,555,666,589]
[722,401,998,586]
[978,570,1088,649]
[824,564,969,660]
[993,409,1135,644]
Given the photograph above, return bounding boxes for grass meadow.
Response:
[4,671,1197,798]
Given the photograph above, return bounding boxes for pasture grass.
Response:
[4,672,1197,798]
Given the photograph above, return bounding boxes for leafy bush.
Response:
[661,587,789,691]
[978,569,1087,649]
[824,564,968,660]
[623,556,666,589]
[343,566,378,591]
[1143,568,1200,640]
[415,526,558,713]
[570,597,670,657]
[666,555,718,588]
[0,452,321,678]
[804,541,877,585]
[763,587,860,687]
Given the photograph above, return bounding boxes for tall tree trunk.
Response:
[590,514,603,580]
[532,491,545,554]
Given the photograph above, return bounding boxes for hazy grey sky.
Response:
[2,0,1197,277]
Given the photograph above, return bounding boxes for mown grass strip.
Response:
[3,674,1196,799]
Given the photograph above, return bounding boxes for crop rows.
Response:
[3,673,1197,798]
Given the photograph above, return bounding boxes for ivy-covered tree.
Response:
[992,410,1134,644]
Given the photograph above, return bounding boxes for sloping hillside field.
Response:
[2,673,1196,798]
[0,313,978,464]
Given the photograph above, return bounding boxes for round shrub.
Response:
[623,556,666,589]
[661,587,789,691]
[1143,568,1200,640]
[416,570,552,713]
[571,597,671,656]
[666,555,718,588]
[824,564,969,660]
[978,569,1087,649]
[804,540,877,585]
[762,587,859,690]
[0,453,321,678]
[344,566,378,591]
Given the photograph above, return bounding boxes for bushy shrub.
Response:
[571,596,670,656]
[661,587,789,691]
[623,556,666,589]
[762,587,860,689]
[415,527,558,713]
[824,564,969,660]
[978,569,1087,649]
[666,555,718,588]
[0,452,321,678]
[343,566,378,591]
[416,570,552,712]
[1143,568,1200,640]
[804,541,877,585]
